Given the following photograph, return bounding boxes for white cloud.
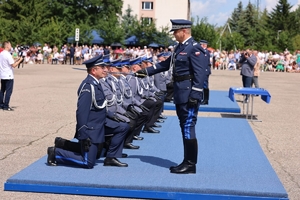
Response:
[265,0,278,12]
[209,11,231,26]
[190,0,211,17]
[291,0,300,11]
[190,0,230,25]
[216,0,227,3]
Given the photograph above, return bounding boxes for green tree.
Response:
[191,17,218,48]
[237,2,258,48]
[268,0,296,37]
[121,5,139,39]
[229,1,243,32]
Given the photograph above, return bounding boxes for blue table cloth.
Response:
[229,87,271,103]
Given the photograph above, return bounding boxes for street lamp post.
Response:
[277,30,282,40]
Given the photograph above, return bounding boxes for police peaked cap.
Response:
[200,40,208,44]
[156,52,164,58]
[170,19,192,32]
[110,58,122,68]
[102,54,110,63]
[164,52,171,57]
[82,55,103,68]
[145,56,153,62]
[129,57,142,65]
[121,58,130,66]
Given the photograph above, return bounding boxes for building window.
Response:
[141,17,153,25]
[142,2,153,10]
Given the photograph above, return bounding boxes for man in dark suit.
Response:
[69,44,75,65]
[46,55,128,168]
[135,19,207,174]
[199,40,211,105]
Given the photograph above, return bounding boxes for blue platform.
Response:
[4,117,288,200]
[164,90,241,113]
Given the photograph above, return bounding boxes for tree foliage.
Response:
[0,0,299,51]
[220,0,300,52]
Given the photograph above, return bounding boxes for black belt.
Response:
[173,74,194,82]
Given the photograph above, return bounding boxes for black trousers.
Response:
[142,98,163,129]
[0,79,14,109]
[131,109,150,136]
[165,82,174,101]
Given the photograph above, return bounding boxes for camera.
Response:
[17,45,29,57]
[17,45,29,68]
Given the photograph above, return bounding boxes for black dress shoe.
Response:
[170,160,196,174]
[133,135,144,140]
[3,107,14,111]
[142,127,160,133]
[104,157,128,167]
[152,123,162,128]
[122,153,128,158]
[156,119,165,123]
[200,100,208,105]
[47,147,56,166]
[124,143,140,149]
[159,114,167,119]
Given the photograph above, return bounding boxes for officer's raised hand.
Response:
[134,68,148,78]
[187,97,198,108]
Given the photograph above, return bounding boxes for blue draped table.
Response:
[228,87,271,120]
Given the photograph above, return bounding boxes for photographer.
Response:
[17,45,28,68]
[0,41,23,111]
[239,49,257,103]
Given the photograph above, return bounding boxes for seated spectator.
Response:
[227,50,236,70]
[271,58,277,72]
[36,50,43,64]
[57,51,65,64]
[83,51,91,62]
[275,58,284,72]
[265,57,273,71]
[52,52,59,64]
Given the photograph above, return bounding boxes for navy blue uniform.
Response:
[147,37,206,139]
[203,49,211,89]
[55,75,106,168]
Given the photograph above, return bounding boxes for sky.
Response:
[190,0,300,26]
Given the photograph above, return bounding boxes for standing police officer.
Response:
[135,19,207,174]
[199,40,211,105]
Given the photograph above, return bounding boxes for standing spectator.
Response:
[42,43,49,64]
[0,41,23,111]
[252,51,260,88]
[239,49,257,103]
[75,47,82,65]
[69,44,75,65]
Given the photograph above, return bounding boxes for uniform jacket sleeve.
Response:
[189,44,207,100]
[146,57,172,76]
[76,83,92,139]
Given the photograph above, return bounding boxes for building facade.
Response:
[122,0,191,31]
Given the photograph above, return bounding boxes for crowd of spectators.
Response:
[4,42,300,73]
[8,43,173,66]
[211,49,300,73]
